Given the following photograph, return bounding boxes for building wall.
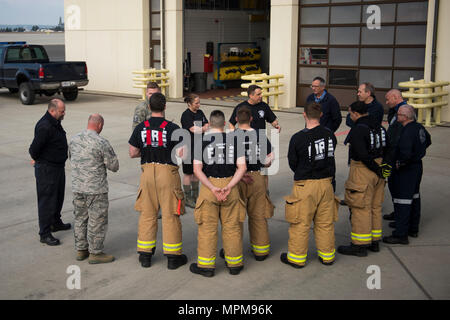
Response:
[64,0,149,95]
[184,9,270,89]
[435,0,450,121]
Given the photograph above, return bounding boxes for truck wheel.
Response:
[8,88,19,94]
[19,82,35,105]
[63,88,78,101]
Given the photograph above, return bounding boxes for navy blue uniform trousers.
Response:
[34,163,65,236]
[391,162,422,237]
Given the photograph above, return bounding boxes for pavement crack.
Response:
[387,246,433,300]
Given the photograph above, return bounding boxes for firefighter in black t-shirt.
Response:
[190,110,247,278]
[128,93,187,270]
[338,101,390,257]
[281,102,339,268]
[228,85,281,132]
[233,106,275,261]
[180,94,209,208]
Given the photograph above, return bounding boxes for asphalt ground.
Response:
[0,89,449,300]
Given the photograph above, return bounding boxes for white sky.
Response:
[0,0,64,25]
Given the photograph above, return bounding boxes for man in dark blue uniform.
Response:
[346,83,384,128]
[383,105,431,244]
[383,89,407,221]
[29,99,71,246]
[306,77,342,133]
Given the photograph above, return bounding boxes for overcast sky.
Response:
[0,0,64,25]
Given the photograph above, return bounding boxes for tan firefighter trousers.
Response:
[238,171,274,256]
[284,178,339,266]
[194,177,246,269]
[344,159,385,245]
[134,163,185,255]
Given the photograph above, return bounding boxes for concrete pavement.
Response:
[0,89,449,300]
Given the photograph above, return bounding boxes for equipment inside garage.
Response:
[183,0,270,100]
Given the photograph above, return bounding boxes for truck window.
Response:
[5,46,48,62]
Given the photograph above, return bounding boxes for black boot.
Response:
[318,257,334,266]
[382,235,409,245]
[190,263,215,277]
[280,252,304,269]
[40,233,60,246]
[254,254,268,261]
[139,252,153,268]
[167,254,188,270]
[383,212,395,221]
[50,221,71,232]
[337,243,368,257]
[368,241,380,252]
[227,265,244,275]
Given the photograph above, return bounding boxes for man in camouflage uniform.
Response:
[132,82,161,130]
[69,114,119,264]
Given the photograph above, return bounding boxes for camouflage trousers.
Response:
[73,193,109,254]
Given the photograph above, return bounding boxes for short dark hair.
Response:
[361,82,375,97]
[304,102,322,120]
[184,93,199,105]
[149,92,166,112]
[209,110,225,128]
[312,77,326,86]
[147,82,160,90]
[349,101,368,115]
[237,106,252,124]
[247,85,261,97]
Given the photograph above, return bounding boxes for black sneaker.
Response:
[280,252,304,269]
[383,212,395,221]
[167,254,188,270]
[190,263,215,277]
[40,234,60,246]
[382,235,409,245]
[50,222,71,232]
[337,244,368,257]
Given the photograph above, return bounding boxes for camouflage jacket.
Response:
[69,129,119,194]
[132,101,151,130]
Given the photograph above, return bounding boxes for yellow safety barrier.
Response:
[132,68,170,100]
[240,73,284,110]
[398,79,449,127]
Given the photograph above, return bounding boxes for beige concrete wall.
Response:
[269,0,299,109]
[164,1,183,98]
[435,0,450,122]
[64,0,149,95]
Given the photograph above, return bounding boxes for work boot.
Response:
[383,212,395,221]
[88,252,115,264]
[318,257,334,266]
[254,254,268,262]
[183,185,195,208]
[189,263,215,277]
[139,252,153,268]
[76,249,89,261]
[382,235,409,245]
[337,243,368,257]
[50,221,71,232]
[227,265,244,275]
[167,254,188,270]
[389,222,396,228]
[280,253,304,269]
[40,234,60,246]
[368,241,380,252]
